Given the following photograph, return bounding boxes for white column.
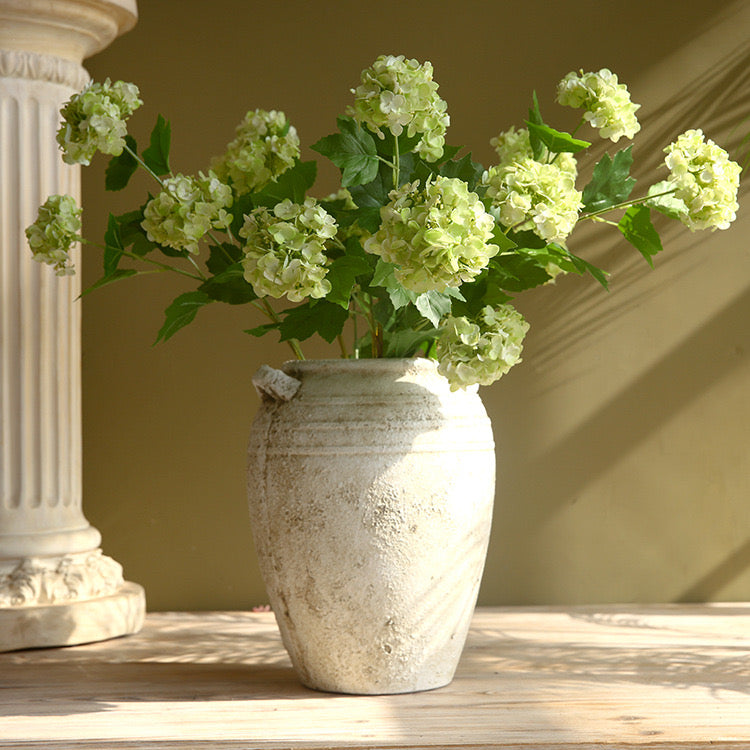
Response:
[0,0,145,650]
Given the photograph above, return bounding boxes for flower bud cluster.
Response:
[25,195,82,276]
[240,198,337,302]
[656,129,741,231]
[556,69,640,142]
[490,126,577,175]
[56,79,142,165]
[436,304,530,390]
[211,110,300,196]
[142,172,233,255]
[364,176,498,293]
[482,158,582,244]
[348,54,449,161]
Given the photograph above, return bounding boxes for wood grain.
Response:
[1,605,749,748]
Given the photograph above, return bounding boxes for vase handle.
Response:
[252,365,301,403]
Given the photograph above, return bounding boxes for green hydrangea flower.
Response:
[141,172,233,255]
[25,194,82,276]
[364,176,498,293]
[211,109,299,196]
[56,79,142,165]
[556,69,640,142]
[348,54,449,161]
[436,304,530,390]
[490,126,577,174]
[482,158,583,244]
[650,129,741,231]
[240,197,336,302]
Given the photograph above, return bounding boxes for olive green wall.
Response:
[81,1,750,610]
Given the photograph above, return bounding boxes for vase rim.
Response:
[281,357,439,376]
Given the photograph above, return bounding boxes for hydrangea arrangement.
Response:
[27,57,745,390]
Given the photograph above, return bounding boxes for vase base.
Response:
[0,581,146,652]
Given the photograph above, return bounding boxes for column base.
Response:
[0,580,145,651]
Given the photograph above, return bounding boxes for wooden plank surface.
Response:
[1,605,749,748]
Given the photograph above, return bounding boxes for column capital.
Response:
[0,0,137,64]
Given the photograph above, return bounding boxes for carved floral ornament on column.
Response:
[25,57,746,377]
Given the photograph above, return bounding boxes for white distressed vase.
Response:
[247,358,495,694]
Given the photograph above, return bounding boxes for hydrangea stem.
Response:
[579,186,677,222]
[255,298,305,360]
[393,134,400,188]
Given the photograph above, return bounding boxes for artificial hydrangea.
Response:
[482,158,583,244]
[364,176,498,293]
[556,68,640,142]
[239,197,337,302]
[490,126,577,174]
[25,194,82,276]
[348,54,449,161]
[211,109,299,196]
[436,304,530,390]
[141,172,233,255]
[650,129,741,231]
[56,79,142,165]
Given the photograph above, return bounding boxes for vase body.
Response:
[246,358,495,694]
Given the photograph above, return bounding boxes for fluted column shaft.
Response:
[0,0,144,650]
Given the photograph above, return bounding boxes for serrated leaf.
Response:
[199,264,257,305]
[618,205,663,267]
[565,250,610,288]
[325,255,373,308]
[251,160,317,207]
[80,268,138,298]
[582,146,636,212]
[383,328,439,358]
[105,135,138,191]
[142,115,171,176]
[370,259,415,309]
[154,291,212,344]
[528,91,545,160]
[491,224,518,253]
[311,116,379,187]
[525,121,591,154]
[205,243,243,276]
[244,322,279,338]
[103,214,124,276]
[414,290,456,327]
[439,152,484,189]
[279,300,349,343]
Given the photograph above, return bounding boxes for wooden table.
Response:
[1,605,749,748]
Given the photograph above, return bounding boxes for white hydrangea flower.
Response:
[348,54,449,161]
[490,126,577,174]
[436,304,530,390]
[240,197,336,302]
[141,172,233,255]
[651,129,741,231]
[482,158,583,244]
[364,176,498,293]
[556,69,640,142]
[211,109,300,196]
[56,79,142,165]
[25,194,82,276]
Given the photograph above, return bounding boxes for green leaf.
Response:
[205,243,243,276]
[80,268,138,297]
[279,300,349,343]
[646,181,686,220]
[528,91,545,160]
[103,214,125,276]
[199,264,257,305]
[154,291,212,344]
[251,160,317,207]
[105,135,138,191]
[439,152,484,189]
[565,250,610,288]
[311,116,379,187]
[525,121,591,154]
[414,290,458,327]
[490,224,518,254]
[244,322,279,338]
[142,115,171,177]
[582,146,636,212]
[383,328,439,358]
[325,254,373,308]
[371,259,414,309]
[617,205,663,267]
